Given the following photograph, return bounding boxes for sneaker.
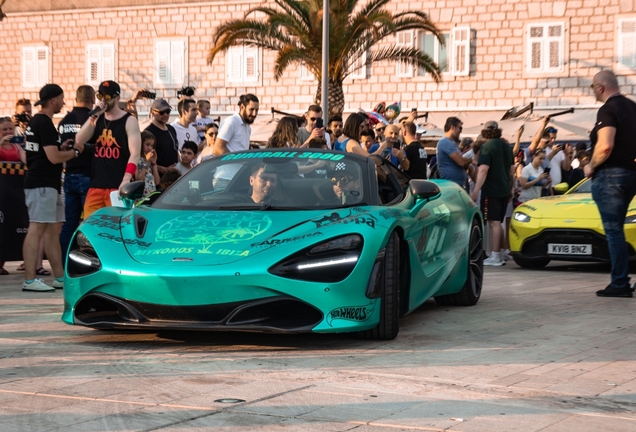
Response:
[501,249,512,261]
[596,284,633,298]
[52,279,63,289]
[22,278,55,292]
[484,254,505,267]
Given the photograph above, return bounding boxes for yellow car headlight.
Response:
[513,211,531,223]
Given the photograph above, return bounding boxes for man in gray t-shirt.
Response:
[436,117,472,187]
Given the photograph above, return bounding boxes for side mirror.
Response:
[553,182,569,195]
[119,181,146,208]
[410,180,441,201]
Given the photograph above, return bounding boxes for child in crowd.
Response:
[568,150,590,187]
[359,130,376,151]
[195,100,214,143]
[156,169,181,193]
[135,131,160,198]
[518,149,552,204]
[195,123,218,165]
[174,141,198,175]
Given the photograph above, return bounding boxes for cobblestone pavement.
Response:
[0,260,635,431]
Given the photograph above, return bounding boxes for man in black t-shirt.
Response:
[59,85,95,260]
[22,84,86,292]
[402,121,427,179]
[76,80,142,218]
[144,98,178,175]
[585,70,636,298]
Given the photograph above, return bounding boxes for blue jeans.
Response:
[60,173,91,258]
[591,166,636,288]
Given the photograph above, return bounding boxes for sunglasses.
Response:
[331,176,353,185]
[258,174,277,183]
[155,109,171,115]
[376,127,385,132]
[309,117,320,122]
[96,93,117,101]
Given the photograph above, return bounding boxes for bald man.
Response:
[369,124,409,170]
[585,70,636,297]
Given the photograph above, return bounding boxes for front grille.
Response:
[521,229,635,261]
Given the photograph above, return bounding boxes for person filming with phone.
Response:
[297,105,331,148]
[0,116,26,163]
[517,149,552,205]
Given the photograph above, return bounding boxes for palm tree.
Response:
[208,0,443,116]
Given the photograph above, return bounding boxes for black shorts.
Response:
[480,195,509,222]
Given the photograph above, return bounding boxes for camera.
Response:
[177,86,196,98]
[9,136,25,144]
[13,113,31,124]
[139,90,156,99]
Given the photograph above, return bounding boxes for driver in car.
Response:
[249,163,278,204]
[324,165,361,205]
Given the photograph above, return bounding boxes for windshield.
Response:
[567,178,591,194]
[152,150,370,210]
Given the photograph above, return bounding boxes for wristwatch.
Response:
[73,148,80,158]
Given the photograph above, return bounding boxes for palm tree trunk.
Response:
[314,80,345,117]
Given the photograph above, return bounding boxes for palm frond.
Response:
[368,45,442,82]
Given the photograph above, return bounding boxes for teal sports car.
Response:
[63,149,484,340]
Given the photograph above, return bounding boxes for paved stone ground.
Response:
[0,259,635,431]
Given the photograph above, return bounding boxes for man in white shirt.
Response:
[213,93,259,155]
[171,98,199,152]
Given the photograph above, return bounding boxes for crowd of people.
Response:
[1,70,634,297]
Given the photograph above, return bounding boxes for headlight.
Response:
[513,212,531,223]
[67,231,102,277]
[626,215,636,224]
[269,234,363,283]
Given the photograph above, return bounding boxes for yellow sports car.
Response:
[509,179,636,268]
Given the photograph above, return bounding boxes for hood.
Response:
[516,193,602,220]
[118,206,384,266]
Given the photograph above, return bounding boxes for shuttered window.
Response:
[299,62,315,81]
[86,43,116,85]
[396,31,414,78]
[418,32,450,76]
[618,18,636,70]
[154,39,186,87]
[349,51,368,79]
[22,46,49,88]
[526,23,564,73]
[451,27,470,76]
[226,45,260,83]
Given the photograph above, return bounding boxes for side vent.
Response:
[135,214,148,238]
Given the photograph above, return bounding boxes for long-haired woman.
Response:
[335,113,387,156]
[267,116,299,148]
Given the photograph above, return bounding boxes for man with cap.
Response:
[75,80,141,218]
[144,98,179,175]
[22,84,86,292]
[58,85,96,261]
[470,120,514,266]
[324,163,361,205]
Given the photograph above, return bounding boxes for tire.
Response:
[362,231,400,340]
[512,256,550,269]
[435,219,484,306]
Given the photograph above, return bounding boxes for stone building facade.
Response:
[0,0,635,116]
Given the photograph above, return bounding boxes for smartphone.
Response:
[9,136,24,144]
[393,140,402,149]
[315,118,324,129]
[382,148,391,158]
[543,167,551,174]
[67,140,75,148]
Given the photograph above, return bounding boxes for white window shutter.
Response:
[226,46,243,82]
[170,40,185,86]
[102,43,115,82]
[350,51,367,79]
[22,47,36,88]
[155,41,171,85]
[300,62,315,81]
[451,26,470,76]
[86,44,101,84]
[36,47,49,87]
[244,46,259,82]
[618,19,636,69]
[396,31,414,77]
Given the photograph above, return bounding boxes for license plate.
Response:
[548,243,592,255]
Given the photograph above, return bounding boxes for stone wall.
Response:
[0,0,635,115]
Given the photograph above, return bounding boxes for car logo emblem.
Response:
[563,220,576,223]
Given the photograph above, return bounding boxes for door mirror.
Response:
[410,180,441,201]
[119,181,146,208]
[553,182,569,195]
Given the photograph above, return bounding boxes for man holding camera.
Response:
[75,80,141,218]
[12,99,32,139]
[22,84,86,292]
[58,85,96,260]
[297,105,330,148]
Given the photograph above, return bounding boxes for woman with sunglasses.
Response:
[195,123,219,165]
[335,113,387,157]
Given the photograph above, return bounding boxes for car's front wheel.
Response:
[435,218,484,306]
[362,231,400,340]
[512,256,550,269]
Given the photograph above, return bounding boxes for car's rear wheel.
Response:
[435,219,483,306]
[512,256,550,269]
[362,231,400,340]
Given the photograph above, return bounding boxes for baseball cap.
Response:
[484,120,499,129]
[151,99,172,111]
[34,84,64,106]
[547,127,558,133]
[98,80,121,97]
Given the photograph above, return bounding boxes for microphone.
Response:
[88,106,103,117]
